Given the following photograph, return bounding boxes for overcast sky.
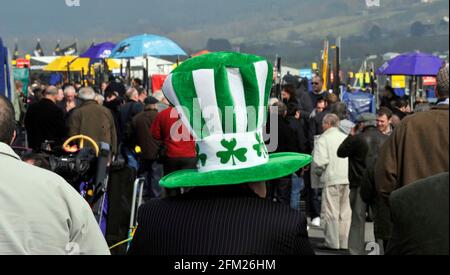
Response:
[0,0,263,35]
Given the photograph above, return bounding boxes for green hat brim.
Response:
[160,153,312,189]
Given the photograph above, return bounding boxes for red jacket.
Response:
[151,107,196,159]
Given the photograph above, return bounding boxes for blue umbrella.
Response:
[377,52,444,76]
[80,42,116,59]
[110,34,187,59]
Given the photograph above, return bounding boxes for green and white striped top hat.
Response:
[160,52,311,189]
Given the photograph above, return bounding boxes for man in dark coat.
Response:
[338,113,388,255]
[104,91,124,145]
[286,103,308,154]
[68,87,117,155]
[131,96,162,199]
[24,86,67,152]
[387,173,449,255]
[119,88,144,171]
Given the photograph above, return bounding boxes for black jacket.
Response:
[274,117,301,154]
[387,173,449,255]
[105,81,126,97]
[337,126,388,188]
[119,100,143,143]
[296,90,314,117]
[128,185,315,255]
[104,97,124,143]
[24,98,67,151]
[286,116,308,154]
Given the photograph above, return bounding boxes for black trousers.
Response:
[267,177,292,206]
[303,170,321,219]
[138,159,163,200]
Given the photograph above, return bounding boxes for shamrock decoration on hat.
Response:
[160,52,312,189]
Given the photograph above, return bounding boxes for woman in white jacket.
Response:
[313,114,352,250]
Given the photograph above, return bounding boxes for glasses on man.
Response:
[312,82,320,85]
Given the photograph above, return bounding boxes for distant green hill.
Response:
[166,0,448,48]
[1,0,447,68]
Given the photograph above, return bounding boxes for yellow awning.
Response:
[44,56,119,72]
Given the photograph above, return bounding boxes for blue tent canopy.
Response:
[342,90,376,123]
[0,37,13,99]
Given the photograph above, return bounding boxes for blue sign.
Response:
[1,37,13,99]
[299,69,313,80]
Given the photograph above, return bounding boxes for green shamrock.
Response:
[216,138,248,166]
[253,133,268,158]
[196,144,207,167]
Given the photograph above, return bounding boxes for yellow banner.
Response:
[322,40,329,92]
[391,75,406,89]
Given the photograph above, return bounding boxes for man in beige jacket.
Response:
[313,114,352,250]
[0,95,110,255]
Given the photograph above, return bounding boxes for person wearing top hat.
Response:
[128,52,314,256]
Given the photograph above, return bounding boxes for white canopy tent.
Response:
[112,56,174,79]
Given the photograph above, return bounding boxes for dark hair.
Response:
[312,75,324,82]
[377,107,393,119]
[282,84,296,99]
[287,102,300,117]
[32,87,44,95]
[316,97,327,106]
[0,96,16,144]
[133,78,143,86]
[384,85,395,95]
[393,98,408,109]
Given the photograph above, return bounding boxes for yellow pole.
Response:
[322,40,329,92]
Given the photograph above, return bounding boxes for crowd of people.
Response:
[269,65,448,255]
[0,52,448,256]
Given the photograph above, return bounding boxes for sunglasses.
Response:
[312,82,320,85]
